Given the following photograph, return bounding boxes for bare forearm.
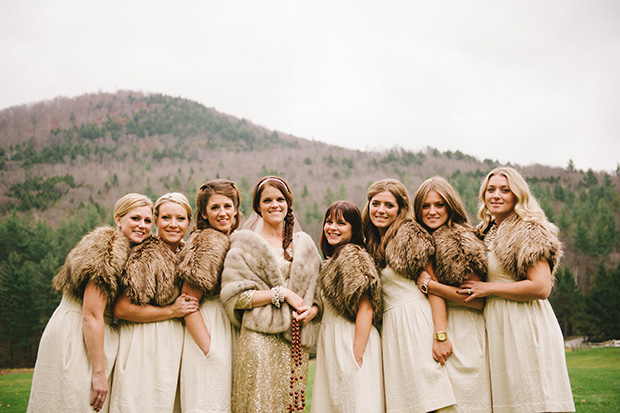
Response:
[83,314,106,374]
[185,310,211,354]
[428,280,485,310]
[353,296,373,361]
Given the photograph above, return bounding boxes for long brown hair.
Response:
[252,176,295,261]
[320,201,365,259]
[195,179,242,233]
[362,179,413,267]
[413,176,469,231]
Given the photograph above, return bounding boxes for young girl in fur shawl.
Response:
[220,176,321,412]
[363,179,456,412]
[28,193,153,413]
[311,201,384,412]
[413,177,492,412]
[176,179,240,412]
[459,167,574,412]
[110,193,199,412]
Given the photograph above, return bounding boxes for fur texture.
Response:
[490,214,563,282]
[319,244,382,325]
[176,229,230,295]
[52,226,130,304]
[220,229,321,348]
[384,220,434,281]
[122,236,180,306]
[432,224,488,286]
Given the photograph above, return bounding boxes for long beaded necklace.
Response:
[288,317,305,411]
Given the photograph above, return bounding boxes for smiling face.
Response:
[115,205,153,244]
[156,201,190,250]
[203,193,237,235]
[421,190,448,230]
[323,212,353,248]
[369,190,399,235]
[258,185,288,228]
[485,174,516,224]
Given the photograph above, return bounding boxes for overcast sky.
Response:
[1,0,618,172]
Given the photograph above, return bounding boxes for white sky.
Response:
[1,0,619,172]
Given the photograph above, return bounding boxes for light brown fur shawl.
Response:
[432,223,488,286]
[177,229,231,296]
[319,244,382,325]
[220,229,321,348]
[486,214,563,282]
[121,235,180,306]
[384,220,434,281]
[52,226,131,304]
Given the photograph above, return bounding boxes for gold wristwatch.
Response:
[433,331,448,342]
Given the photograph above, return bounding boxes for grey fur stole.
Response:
[432,224,488,286]
[489,214,563,282]
[52,226,130,304]
[319,244,382,325]
[384,220,434,281]
[220,229,321,348]
[122,236,179,306]
[176,229,230,296]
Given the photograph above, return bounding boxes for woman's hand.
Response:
[458,279,491,303]
[90,371,108,411]
[293,305,318,326]
[283,288,305,313]
[170,293,199,318]
[432,338,453,366]
[417,271,432,292]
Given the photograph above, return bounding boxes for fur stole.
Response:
[384,220,434,281]
[176,229,230,296]
[220,229,321,348]
[122,236,179,306]
[432,224,488,286]
[319,244,382,325]
[52,226,130,304]
[488,214,563,282]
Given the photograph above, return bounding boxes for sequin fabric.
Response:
[231,247,310,412]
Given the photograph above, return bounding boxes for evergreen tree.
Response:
[584,262,620,341]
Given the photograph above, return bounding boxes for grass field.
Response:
[1,347,618,411]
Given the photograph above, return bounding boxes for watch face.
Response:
[435,331,447,341]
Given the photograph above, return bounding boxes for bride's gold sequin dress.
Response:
[232,248,309,413]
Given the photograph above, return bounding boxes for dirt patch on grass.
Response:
[0,368,33,375]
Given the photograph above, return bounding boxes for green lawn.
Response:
[1,347,618,412]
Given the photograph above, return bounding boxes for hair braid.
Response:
[282,208,295,261]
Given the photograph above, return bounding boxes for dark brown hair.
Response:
[195,179,242,233]
[252,176,295,261]
[320,201,365,258]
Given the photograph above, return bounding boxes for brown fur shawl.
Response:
[432,223,488,286]
[488,214,563,282]
[319,244,382,325]
[220,229,321,348]
[176,229,230,296]
[121,236,180,306]
[52,226,131,304]
[384,220,434,281]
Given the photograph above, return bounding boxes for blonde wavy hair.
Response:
[477,167,557,235]
[362,179,413,267]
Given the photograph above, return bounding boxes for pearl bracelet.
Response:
[271,285,284,308]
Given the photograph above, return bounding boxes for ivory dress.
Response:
[28,226,130,413]
[381,267,456,412]
[109,236,184,412]
[177,228,235,413]
[442,303,491,412]
[485,251,575,412]
[311,301,384,412]
[28,296,119,412]
[180,295,236,412]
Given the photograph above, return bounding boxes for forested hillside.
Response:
[1,91,619,367]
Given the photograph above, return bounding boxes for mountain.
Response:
[0,91,619,367]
